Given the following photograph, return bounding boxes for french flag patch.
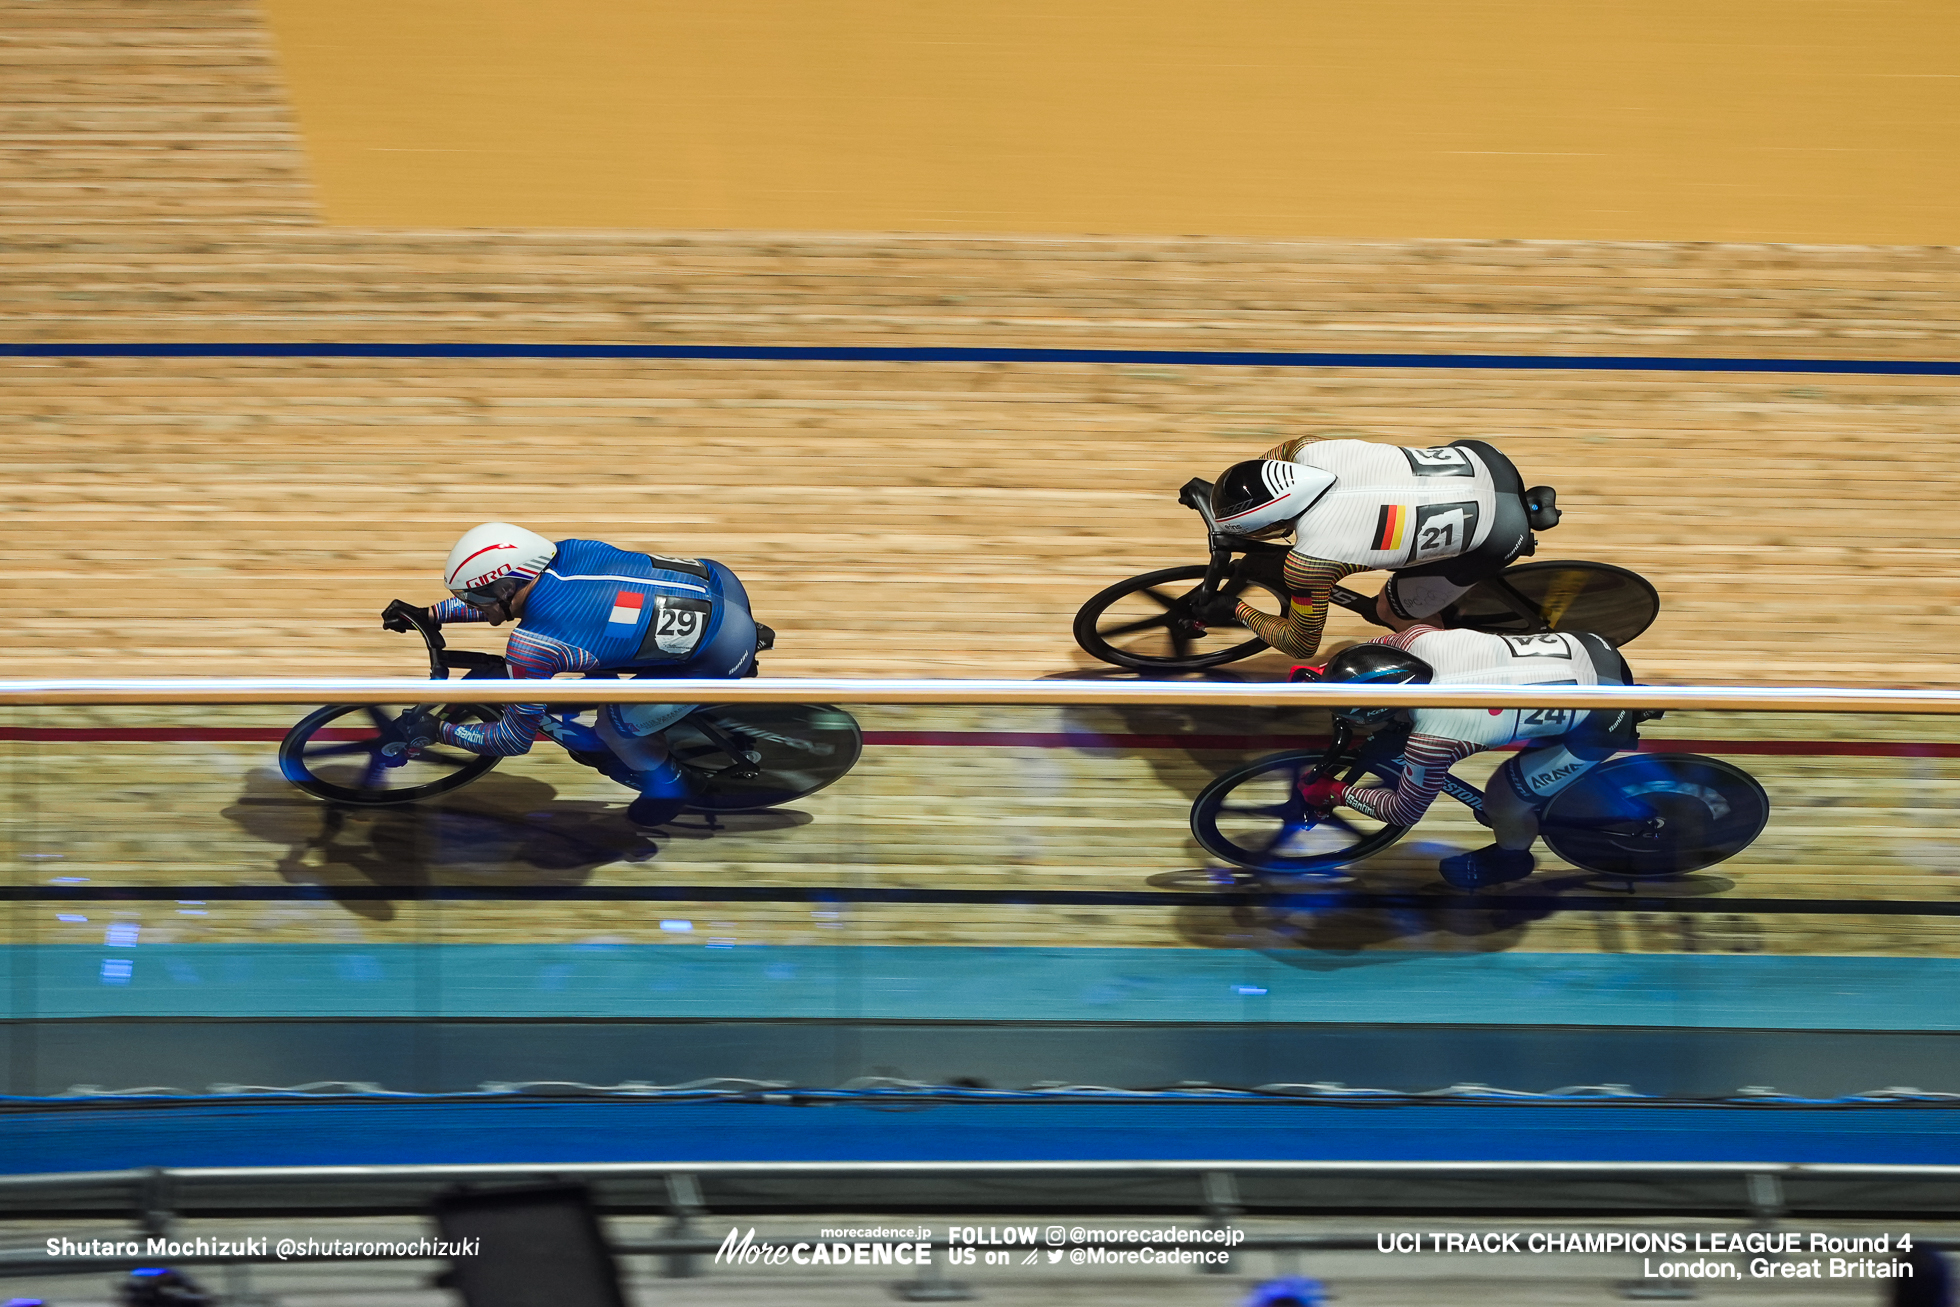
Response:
[607,589,646,628]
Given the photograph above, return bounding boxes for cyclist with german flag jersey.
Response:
[392,523,763,827]
[1193,437,1555,658]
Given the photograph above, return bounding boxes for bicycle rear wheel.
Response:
[1074,564,1281,672]
[1448,560,1661,646]
[279,703,503,806]
[1541,753,1769,878]
[1190,749,1410,874]
[667,704,863,811]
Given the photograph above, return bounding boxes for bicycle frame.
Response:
[378,599,759,772]
[1313,723,1672,840]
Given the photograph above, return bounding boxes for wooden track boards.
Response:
[4,1,1960,962]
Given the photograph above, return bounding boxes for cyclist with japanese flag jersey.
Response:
[396,523,762,828]
[1297,620,1642,890]
[1193,436,1556,659]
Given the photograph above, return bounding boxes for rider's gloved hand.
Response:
[1297,774,1347,810]
[381,601,431,633]
[397,707,441,747]
[1288,664,1325,683]
[1189,591,1244,627]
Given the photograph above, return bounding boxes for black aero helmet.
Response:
[1321,643,1434,724]
[1210,459,1337,534]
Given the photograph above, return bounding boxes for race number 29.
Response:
[641,596,712,658]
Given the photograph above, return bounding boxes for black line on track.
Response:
[4,342,1960,374]
[8,885,1960,916]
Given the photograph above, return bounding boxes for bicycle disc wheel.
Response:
[1449,560,1661,646]
[1190,749,1410,873]
[1074,564,1281,672]
[278,703,503,806]
[1541,753,1769,878]
[667,704,863,811]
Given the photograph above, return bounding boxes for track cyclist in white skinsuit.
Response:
[1192,436,1556,659]
[1295,620,1643,890]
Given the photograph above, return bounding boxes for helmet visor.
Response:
[451,575,526,610]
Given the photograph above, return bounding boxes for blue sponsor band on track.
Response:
[8,1099,1960,1171]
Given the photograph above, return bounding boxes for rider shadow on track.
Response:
[1167,867,1737,964]
[1041,653,1367,801]
[1044,695,1339,799]
[1169,875,1585,963]
[220,768,810,922]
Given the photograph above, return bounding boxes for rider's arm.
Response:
[439,629,599,757]
[1362,623,1442,651]
[1232,554,1367,659]
[1339,734,1485,826]
[1257,436,1320,462]
[429,597,488,626]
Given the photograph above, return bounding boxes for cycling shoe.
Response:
[627,792,689,828]
[1439,844,1534,891]
[624,759,695,828]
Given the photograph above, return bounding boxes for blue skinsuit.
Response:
[436,539,757,760]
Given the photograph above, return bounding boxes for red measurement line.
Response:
[1,726,1957,758]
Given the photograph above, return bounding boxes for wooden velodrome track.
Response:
[3,0,1959,963]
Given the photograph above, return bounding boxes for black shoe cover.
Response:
[1439,844,1535,891]
[627,792,688,828]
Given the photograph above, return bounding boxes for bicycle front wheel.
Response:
[1190,749,1410,874]
[1074,564,1281,672]
[1541,753,1769,878]
[1448,560,1661,646]
[278,703,503,806]
[668,704,863,811]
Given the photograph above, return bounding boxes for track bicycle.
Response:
[1075,477,1661,672]
[278,602,862,815]
[1189,720,1770,880]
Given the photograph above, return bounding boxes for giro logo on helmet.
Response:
[445,542,518,589]
[443,523,558,598]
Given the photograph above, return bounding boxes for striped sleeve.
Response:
[1234,553,1368,659]
[430,597,488,625]
[439,628,601,757]
[1364,623,1443,652]
[1341,734,1485,827]
[1257,436,1322,462]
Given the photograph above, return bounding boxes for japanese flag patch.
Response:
[607,589,646,628]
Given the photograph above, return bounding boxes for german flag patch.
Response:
[1372,504,1408,552]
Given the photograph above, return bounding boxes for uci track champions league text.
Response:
[715,1223,1243,1272]
[1378,1230,1925,1283]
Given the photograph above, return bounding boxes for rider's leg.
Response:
[1483,754,1550,851]
[1382,461,1533,624]
[1440,747,1567,889]
[597,703,696,825]
[1459,729,1622,872]
[598,568,762,826]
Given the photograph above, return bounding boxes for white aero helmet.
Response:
[443,522,557,606]
[1210,459,1337,534]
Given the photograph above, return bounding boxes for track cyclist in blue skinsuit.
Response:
[400,522,763,827]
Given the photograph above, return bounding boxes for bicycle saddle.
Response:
[1525,485,1561,530]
